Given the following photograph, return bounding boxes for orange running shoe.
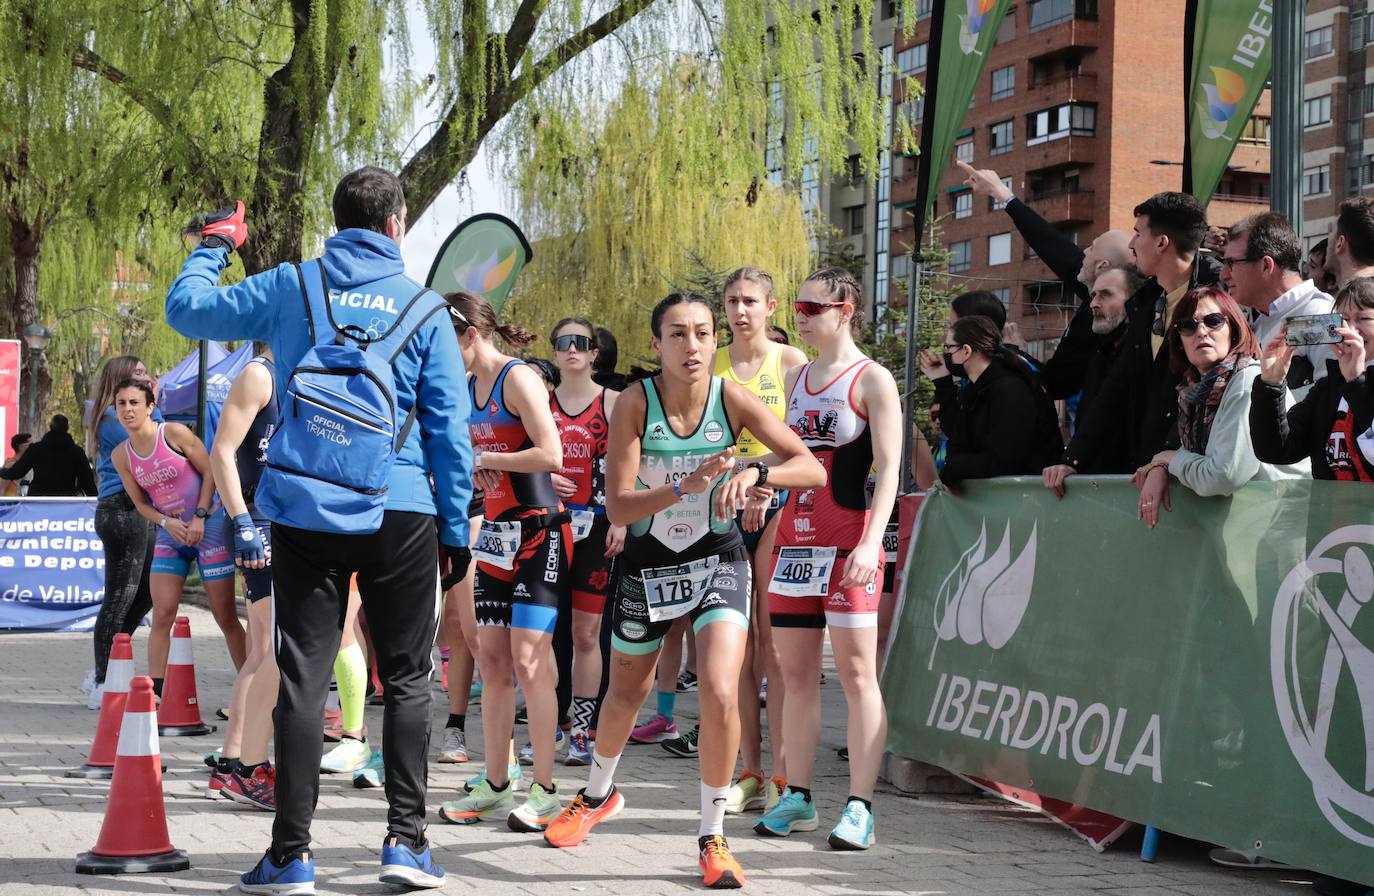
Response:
[698,835,745,889]
[543,787,624,848]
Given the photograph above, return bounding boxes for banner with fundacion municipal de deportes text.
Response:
[912,0,1014,238]
[0,499,105,632]
[1185,0,1272,205]
[884,477,1374,886]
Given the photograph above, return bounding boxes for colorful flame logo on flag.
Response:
[1198,66,1247,140]
[453,249,519,295]
[959,0,999,54]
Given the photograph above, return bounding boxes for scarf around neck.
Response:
[1177,349,1252,454]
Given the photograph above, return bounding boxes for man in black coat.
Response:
[1,414,97,496]
[1045,192,1217,495]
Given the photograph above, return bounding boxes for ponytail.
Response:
[496,323,537,349]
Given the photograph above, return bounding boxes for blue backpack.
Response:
[255,260,448,535]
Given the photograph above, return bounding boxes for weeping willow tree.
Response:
[507,61,811,365]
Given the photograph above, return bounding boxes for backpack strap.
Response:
[293,263,318,344]
[372,288,450,452]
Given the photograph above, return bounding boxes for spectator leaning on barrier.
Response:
[935,315,1063,487]
[1,414,97,497]
[1326,197,1374,289]
[164,167,474,891]
[1045,192,1217,498]
[956,160,1133,401]
[1222,212,1334,398]
[1068,264,1143,474]
[1250,277,1374,480]
[1133,287,1309,528]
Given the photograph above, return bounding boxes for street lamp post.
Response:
[22,323,51,432]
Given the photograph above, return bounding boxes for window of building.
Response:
[1304,165,1331,196]
[996,11,1016,45]
[845,154,863,184]
[955,140,973,163]
[990,65,1015,101]
[1062,169,1081,193]
[900,97,925,126]
[1028,0,1097,32]
[1240,115,1271,143]
[847,205,865,234]
[991,177,1013,210]
[915,0,932,20]
[1353,12,1367,50]
[988,233,1012,266]
[892,253,911,285]
[949,240,971,273]
[1304,94,1332,128]
[1026,103,1096,145]
[991,287,1011,308]
[898,44,927,77]
[990,119,1014,155]
[1305,25,1334,60]
[954,191,973,218]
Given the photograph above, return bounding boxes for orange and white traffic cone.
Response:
[157,616,214,737]
[68,633,135,779]
[76,676,190,874]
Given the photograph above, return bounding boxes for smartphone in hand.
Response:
[1285,313,1344,346]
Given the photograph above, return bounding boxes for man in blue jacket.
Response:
[166,167,472,894]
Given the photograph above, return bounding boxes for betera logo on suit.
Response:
[925,520,1163,784]
[1273,526,1374,846]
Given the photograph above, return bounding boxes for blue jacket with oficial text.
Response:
[164,228,473,547]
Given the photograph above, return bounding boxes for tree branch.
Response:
[504,0,551,67]
[400,0,659,220]
[70,46,222,204]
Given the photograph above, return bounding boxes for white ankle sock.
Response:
[699,781,729,837]
[585,750,621,800]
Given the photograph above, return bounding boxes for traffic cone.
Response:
[68,633,135,779]
[157,616,214,737]
[76,676,190,874]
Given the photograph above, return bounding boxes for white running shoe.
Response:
[86,682,105,711]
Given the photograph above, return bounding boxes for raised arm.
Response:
[165,247,290,342]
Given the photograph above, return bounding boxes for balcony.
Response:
[1028,70,1098,103]
[1025,188,1096,224]
[1207,192,1269,229]
[1022,135,1099,174]
[890,173,919,207]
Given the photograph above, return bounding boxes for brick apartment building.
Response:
[816,0,1364,359]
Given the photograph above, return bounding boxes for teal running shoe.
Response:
[754,788,819,837]
[353,749,385,789]
[465,763,521,793]
[827,799,876,850]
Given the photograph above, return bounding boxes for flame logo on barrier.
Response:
[928,520,1037,669]
[1198,66,1247,140]
[1273,526,1374,845]
[958,0,998,55]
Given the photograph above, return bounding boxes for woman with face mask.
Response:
[934,316,1063,486]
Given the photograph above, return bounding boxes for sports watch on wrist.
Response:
[748,462,769,487]
[672,480,684,499]
[194,507,211,519]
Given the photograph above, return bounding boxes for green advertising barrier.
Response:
[883,477,1373,885]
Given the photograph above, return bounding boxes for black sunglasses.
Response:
[553,334,595,352]
[1174,312,1227,336]
[1151,294,1167,337]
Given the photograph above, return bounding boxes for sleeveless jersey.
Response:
[714,344,787,459]
[628,376,740,558]
[468,359,560,520]
[235,357,279,513]
[779,359,875,548]
[551,388,609,510]
[126,424,204,522]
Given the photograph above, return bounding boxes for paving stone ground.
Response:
[0,605,1317,894]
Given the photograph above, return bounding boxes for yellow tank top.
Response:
[714,343,788,459]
